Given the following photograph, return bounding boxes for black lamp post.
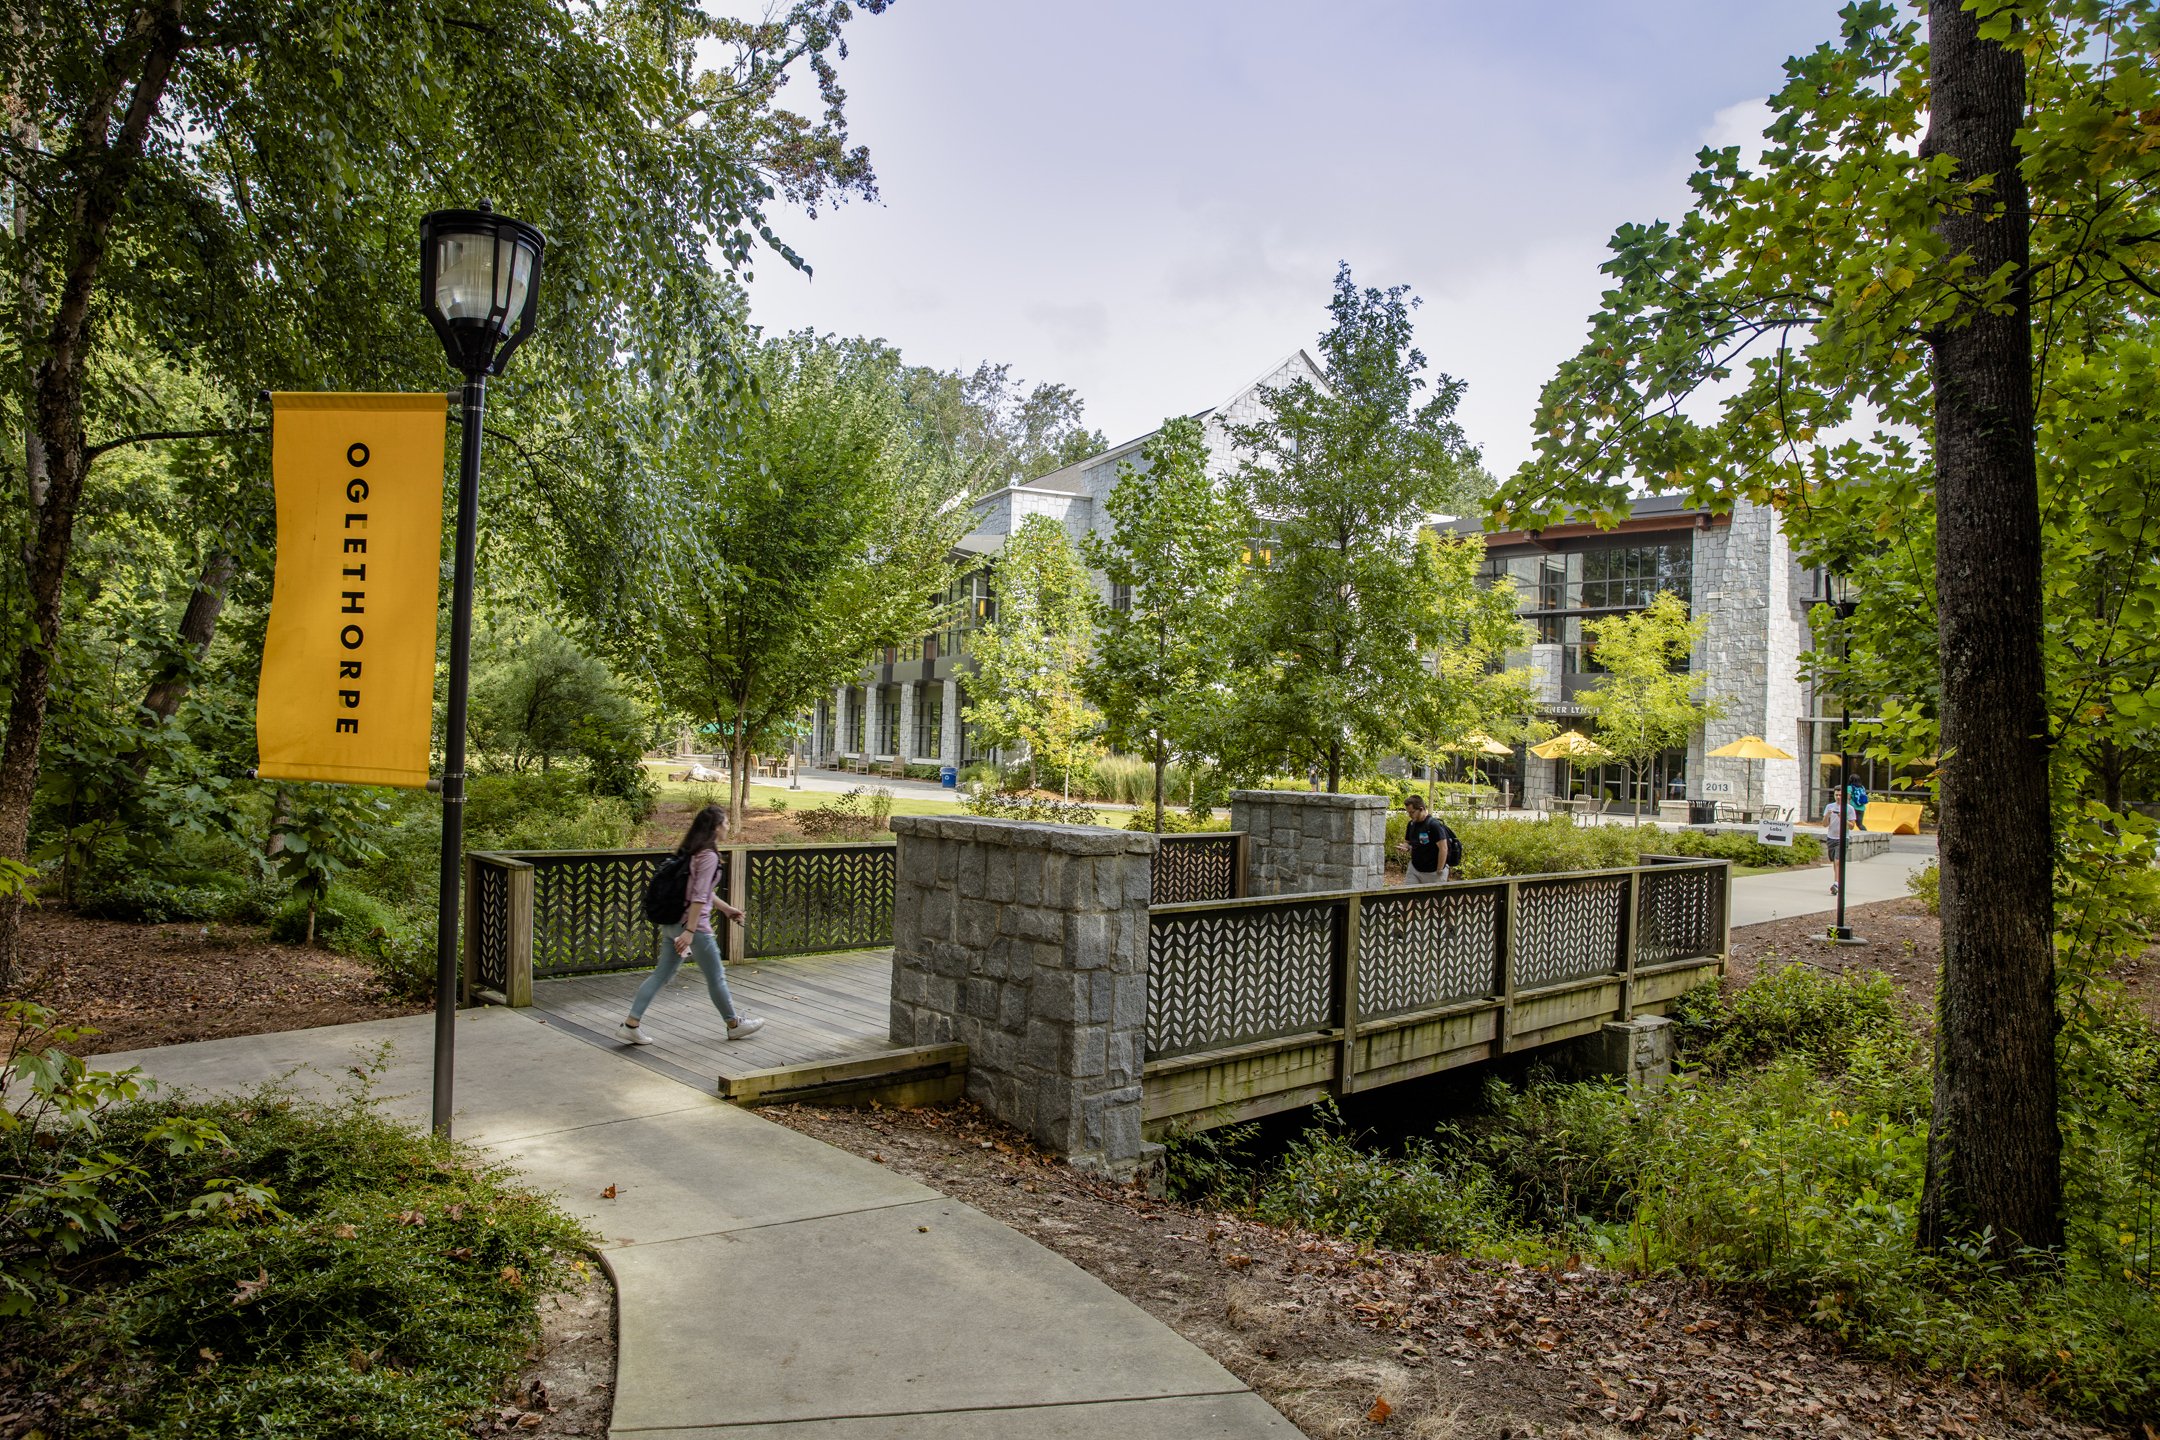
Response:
[1826,569,1866,947]
[419,204,545,1136]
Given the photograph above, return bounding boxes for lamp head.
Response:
[420,204,546,378]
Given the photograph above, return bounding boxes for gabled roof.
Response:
[1015,347,1326,493]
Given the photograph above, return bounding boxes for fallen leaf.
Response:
[917,1225,929,1233]
[232,1267,269,1305]
[332,1223,357,1239]
[500,1265,523,1287]
[600,1185,617,1200]
[1223,1253,1252,1268]
[515,1416,543,1431]
[393,1208,427,1226]
[1367,1395,1392,1423]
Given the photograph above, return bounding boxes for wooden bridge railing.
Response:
[1149,832,1249,905]
[1140,858,1731,1134]
[464,841,896,1005]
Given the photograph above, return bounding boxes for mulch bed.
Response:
[4,909,425,1055]
[765,1100,2099,1440]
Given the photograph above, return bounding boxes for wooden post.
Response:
[505,865,534,1008]
[724,844,750,966]
[1231,833,1250,899]
[459,854,479,1006]
[1496,879,1520,1058]
[1716,859,1733,976]
[1619,866,1642,1021]
[1333,894,1362,1098]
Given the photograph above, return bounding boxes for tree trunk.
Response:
[1326,742,1341,794]
[0,0,188,985]
[1152,737,1167,832]
[1918,2,2062,1255]
[130,548,236,772]
[728,706,751,832]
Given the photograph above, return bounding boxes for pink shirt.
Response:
[682,849,721,933]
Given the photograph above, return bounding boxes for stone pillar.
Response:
[834,686,851,756]
[1570,1016,1674,1091]
[863,684,881,757]
[897,681,917,765]
[1227,790,1388,895]
[888,816,1157,1175]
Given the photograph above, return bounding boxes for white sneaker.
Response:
[617,1023,652,1046]
[726,1016,766,1041]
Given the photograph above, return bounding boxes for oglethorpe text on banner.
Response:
[257,393,448,788]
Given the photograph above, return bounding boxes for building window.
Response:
[918,688,943,758]
[1522,541,1693,614]
[846,695,865,753]
[875,686,900,756]
[1110,582,1131,612]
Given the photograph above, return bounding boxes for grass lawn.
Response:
[642,769,970,818]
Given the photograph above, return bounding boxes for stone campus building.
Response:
[812,353,1875,821]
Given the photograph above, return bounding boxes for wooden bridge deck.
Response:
[528,948,964,1106]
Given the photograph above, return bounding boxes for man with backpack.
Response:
[1401,795,1459,885]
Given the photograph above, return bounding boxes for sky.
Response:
[739,1,1850,481]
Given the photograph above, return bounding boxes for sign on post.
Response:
[1756,819,1795,847]
[257,393,448,787]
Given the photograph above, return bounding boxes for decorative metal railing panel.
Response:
[1638,862,1724,967]
[744,844,895,957]
[1358,886,1503,1019]
[528,851,687,978]
[1151,834,1242,905]
[471,860,512,994]
[1513,875,1628,989]
[1148,899,1337,1059]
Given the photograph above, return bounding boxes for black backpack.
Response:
[1438,822,1464,868]
[640,853,693,925]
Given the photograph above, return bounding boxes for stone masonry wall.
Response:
[1228,790,1389,895]
[887,816,1156,1173]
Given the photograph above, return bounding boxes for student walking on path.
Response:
[1400,795,1457,885]
[618,805,765,1045]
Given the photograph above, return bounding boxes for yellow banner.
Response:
[257,393,448,788]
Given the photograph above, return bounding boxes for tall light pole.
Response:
[419,204,546,1136]
[1827,569,1866,947]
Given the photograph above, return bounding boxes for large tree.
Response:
[1492,0,2160,1253]
[0,0,889,975]
[627,334,968,828]
[1082,415,1249,825]
[963,514,1099,793]
[1220,264,1487,790]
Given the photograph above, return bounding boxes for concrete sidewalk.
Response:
[102,1011,1298,1438]
[1729,845,1935,927]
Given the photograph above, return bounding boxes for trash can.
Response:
[940,766,958,789]
[1688,801,1718,826]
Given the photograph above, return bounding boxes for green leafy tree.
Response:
[964,515,1100,793]
[270,785,390,947]
[467,627,648,795]
[1492,0,2160,1253]
[0,0,891,978]
[1220,265,1488,790]
[627,333,967,827]
[1082,416,1248,825]
[1577,592,1719,815]
[1400,532,1540,798]
[897,362,1107,489]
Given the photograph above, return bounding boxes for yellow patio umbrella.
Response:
[1529,730,1611,803]
[1529,730,1610,760]
[1707,735,1795,815]
[1459,732,1515,757]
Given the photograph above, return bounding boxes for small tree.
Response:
[635,335,967,827]
[1400,532,1539,798]
[1220,265,1487,789]
[468,627,647,787]
[1577,593,1718,814]
[964,515,1100,792]
[1082,416,1249,824]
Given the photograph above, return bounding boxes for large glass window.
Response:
[1517,540,1693,614]
[917,687,943,759]
[846,694,865,753]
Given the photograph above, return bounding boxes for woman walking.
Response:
[618,805,764,1045]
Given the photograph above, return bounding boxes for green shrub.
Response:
[464,772,636,852]
[960,786,1099,826]
[795,786,895,841]
[1123,805,1228,833]
[1,1072,591,1439]
[1449,816,1641,878]
[958,761,1000,789]
[269,886,433,999]
[76,867,281,925]
[1647,828,1823,867]
[1908,860,1941,915]
[1250,1130,1522,1254]
[1091,754,1152,806]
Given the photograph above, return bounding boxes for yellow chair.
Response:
[1861,800,1923,835]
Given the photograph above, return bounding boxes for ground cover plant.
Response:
[0,1008,591,1439]
[1167,960,2160,1424]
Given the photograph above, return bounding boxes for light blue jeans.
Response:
[628,924,739,1025]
